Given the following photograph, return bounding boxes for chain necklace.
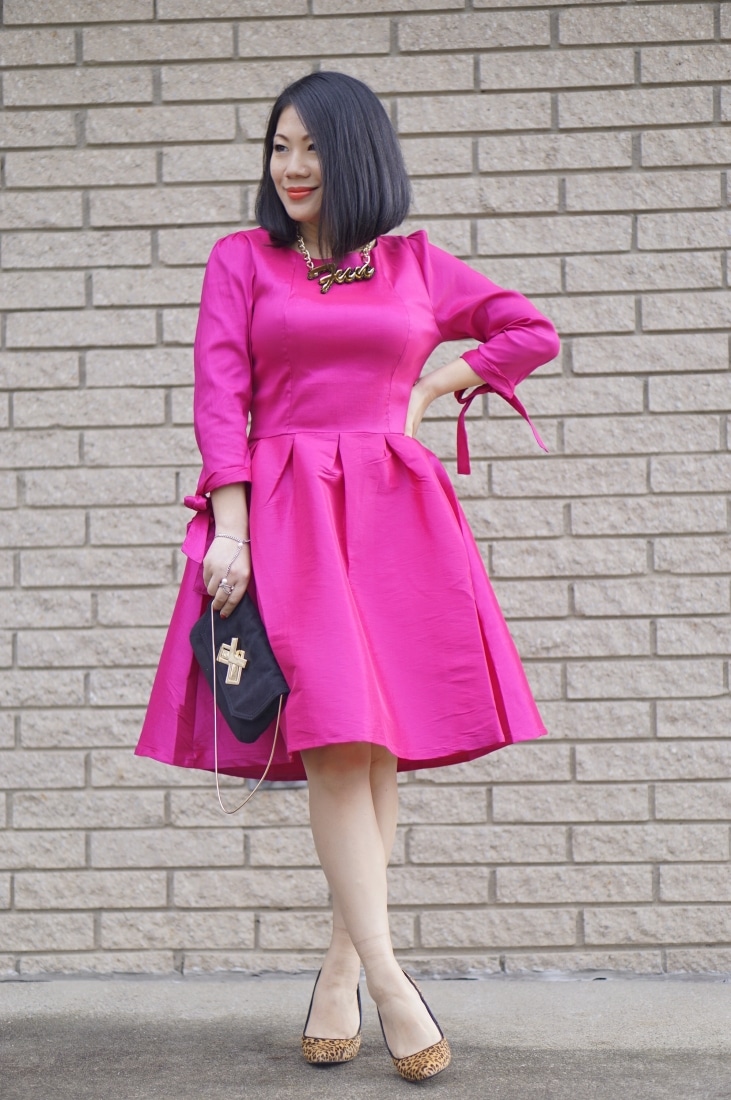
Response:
[296,233,375,295]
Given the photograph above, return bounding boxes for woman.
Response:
[136,71,559,1081]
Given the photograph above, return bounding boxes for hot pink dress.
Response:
[135,227,560,781]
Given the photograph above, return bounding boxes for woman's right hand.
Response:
[203,537,251,619]
[404,377,435,439]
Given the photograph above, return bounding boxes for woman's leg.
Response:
[301,742,441,1058]
[304,744,399,1039]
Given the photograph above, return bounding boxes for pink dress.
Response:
[135,227,560,781]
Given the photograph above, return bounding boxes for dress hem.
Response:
[133,725,548,782]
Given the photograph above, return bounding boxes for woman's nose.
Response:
[285,153,309,178]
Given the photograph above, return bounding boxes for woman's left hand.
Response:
[404,377,434,438]
[203,537,251,619]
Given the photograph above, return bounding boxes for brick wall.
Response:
[1,1,730,978]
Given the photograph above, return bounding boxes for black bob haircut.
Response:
[255,71,412,264]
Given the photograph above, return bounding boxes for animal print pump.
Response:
[301,970,362,1065]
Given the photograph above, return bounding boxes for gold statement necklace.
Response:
[296,233,375,295]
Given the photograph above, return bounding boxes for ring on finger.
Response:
[218,580,235,596]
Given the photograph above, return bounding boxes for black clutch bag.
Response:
[190,593,290,744]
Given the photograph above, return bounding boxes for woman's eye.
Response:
[273,143,287,153]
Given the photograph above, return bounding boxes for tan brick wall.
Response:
[1,1,729,978]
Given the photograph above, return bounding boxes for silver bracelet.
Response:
[214,533,250,544]
[216,532,249,594]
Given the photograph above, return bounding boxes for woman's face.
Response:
[270,105,322,229]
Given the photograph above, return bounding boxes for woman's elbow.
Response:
[535,317,561,364]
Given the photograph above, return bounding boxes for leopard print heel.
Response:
[389,1036,451,1082]
[301,1032,362,1065]
[377,971,451,1082]
[301,970,362,1066]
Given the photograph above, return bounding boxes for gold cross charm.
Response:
[216,637,248,685]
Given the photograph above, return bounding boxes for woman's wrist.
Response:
[210,483,249,540]
[421,357,485,400]
[214,532,251,545]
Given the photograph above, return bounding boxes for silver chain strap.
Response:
[210,601,282,815]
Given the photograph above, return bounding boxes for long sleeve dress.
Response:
[135,227,560,781]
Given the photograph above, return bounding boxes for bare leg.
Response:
[301,742,441,1059]
[304,745,398,1039]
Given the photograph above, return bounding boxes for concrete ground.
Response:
[2,973,730,1099]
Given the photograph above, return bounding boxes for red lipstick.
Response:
[286,187,316,200]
